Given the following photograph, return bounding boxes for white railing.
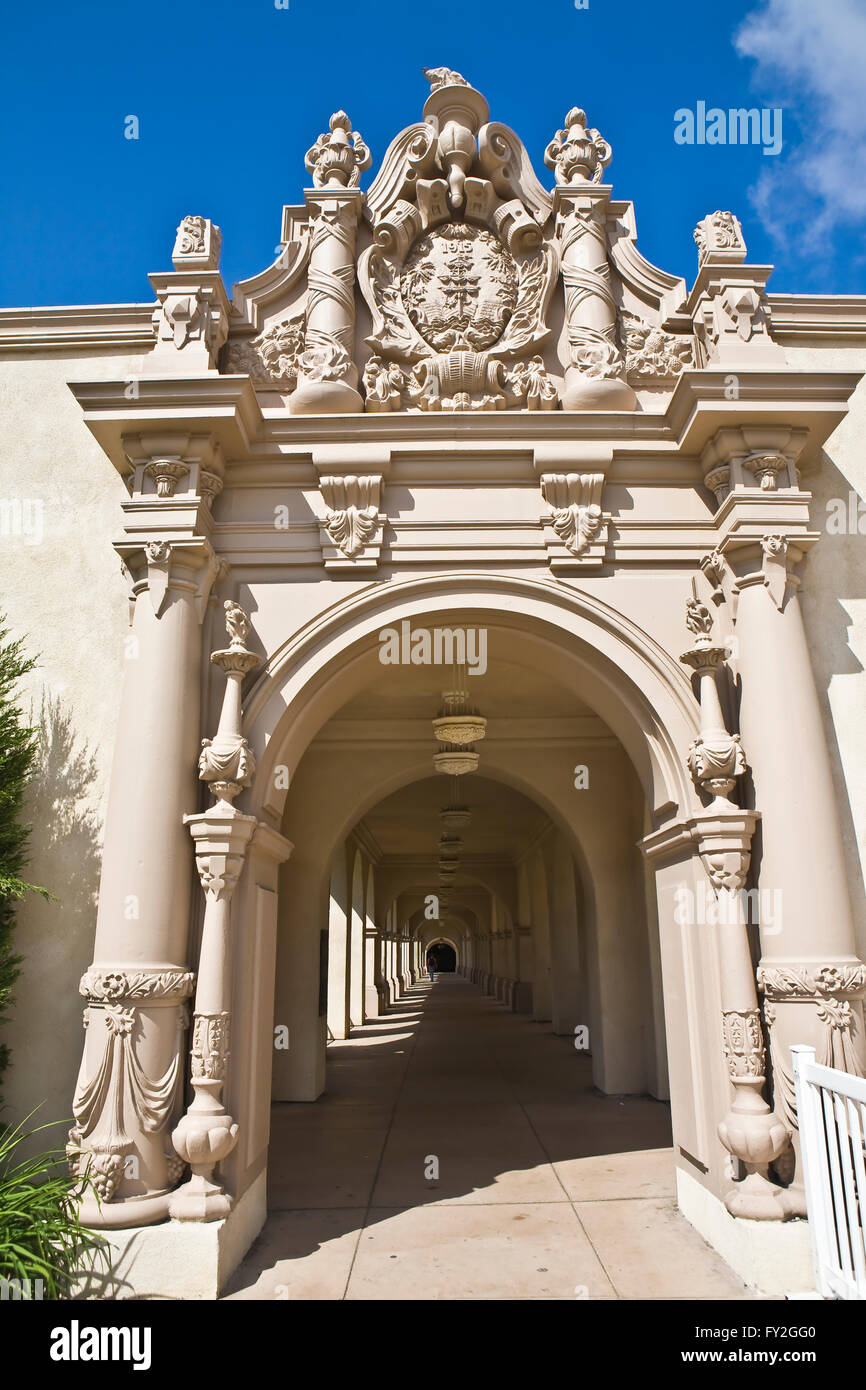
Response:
[792,1043,866,1299]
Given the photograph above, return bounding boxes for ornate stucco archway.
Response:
[56,68,866,1299]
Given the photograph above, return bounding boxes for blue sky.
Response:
[1,0,864,306]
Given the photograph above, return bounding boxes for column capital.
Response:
[184,806,258,902]
[115,535,228,621]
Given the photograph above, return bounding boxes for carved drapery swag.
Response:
[758,963,866,1130]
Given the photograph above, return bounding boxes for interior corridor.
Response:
[225,976,753,1300]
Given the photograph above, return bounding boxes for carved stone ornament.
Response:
[198,600,261,805]
[680,595,748,808]
[759,962,866,1128]
[221,312,305,390]
[401,223,517,351]
[704,465,731,507]
[172,216,222,271]
[320,474,382,559]
[693,210,747,265]
[539,472,607,564]
[622,311,693,382]
[305,110,371,189]
[361,221,557,412]
[144,457,188,499]
[152,286,227,357]
[191,1011,231,1082]
[68,1001,188,1202]
[79,969,195,1003]
[544,112,637,411]
[744,453,790,491]
[761,533,789,611]
[424,66,470,92]
[700,549,726,592]
[358,70,559,414]
[723,1009,766,1079]
[544,107,612,186]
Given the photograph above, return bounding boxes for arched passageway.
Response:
[218,577,744,1286]
[429,942,456,972]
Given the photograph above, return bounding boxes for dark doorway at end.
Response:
[429,941,457,972]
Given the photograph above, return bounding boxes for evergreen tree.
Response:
[0,618,48,1100]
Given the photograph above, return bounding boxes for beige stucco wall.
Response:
[788,348,866,961]
[0,349,146,1136]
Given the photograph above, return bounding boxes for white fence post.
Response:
[792,1042,866,1299]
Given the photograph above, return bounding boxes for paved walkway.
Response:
[225,974,753,1300]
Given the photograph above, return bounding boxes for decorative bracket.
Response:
[538,470,607,570]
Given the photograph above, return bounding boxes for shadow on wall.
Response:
[800,448,866,952]
[2,691,101,1148]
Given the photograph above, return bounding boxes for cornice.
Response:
[68,375,263,471]
[4,293,866,355]
[0,303,157,351]
[65,367,861,489]
[665,369,861,464]
[766,294,866,343]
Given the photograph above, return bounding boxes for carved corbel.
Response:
[317,474,385,569]
[698,428,806,510]
[123,433,225,524]
[538,471,607,569]
[699,549,729,606]
[760,534,789,611]
[150,275,230,372]
[742,452,794,492]
[144,457,188,499]
[694,276,782,369]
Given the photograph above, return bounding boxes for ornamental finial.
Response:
[304,110,371,189]
[544,106,612,185]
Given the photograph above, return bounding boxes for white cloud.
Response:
[734,0,866,262]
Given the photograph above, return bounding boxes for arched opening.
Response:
[222,576,734,1274]
[428,941,456,972]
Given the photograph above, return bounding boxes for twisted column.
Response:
[545,109,636,412]
[291,111,369,415]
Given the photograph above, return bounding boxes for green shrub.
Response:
[0,1116,108,1299]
